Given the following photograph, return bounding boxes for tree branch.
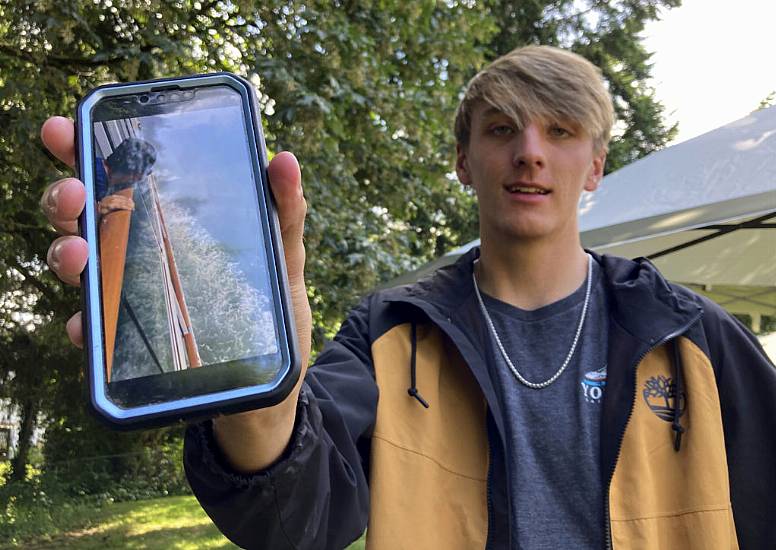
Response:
[0,42,155,70]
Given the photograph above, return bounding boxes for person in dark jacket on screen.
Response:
[94,137,156,216]
[41,46,776,549]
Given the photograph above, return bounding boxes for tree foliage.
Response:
[0,0,679,482]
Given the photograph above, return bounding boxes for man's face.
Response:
[456,102,605,245]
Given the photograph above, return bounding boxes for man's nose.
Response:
[512,122,546,169]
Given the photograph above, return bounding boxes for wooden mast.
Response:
[100,187,134,383]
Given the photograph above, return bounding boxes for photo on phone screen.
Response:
[91,86,280,389]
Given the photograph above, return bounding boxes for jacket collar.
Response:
[594,251,703,342]
[385,246,704,344]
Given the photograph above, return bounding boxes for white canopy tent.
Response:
[389,105,776,339]
[761,332,776,359]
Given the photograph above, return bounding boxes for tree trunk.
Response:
[9,400,36,483]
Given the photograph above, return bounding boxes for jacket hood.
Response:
[595,252,703,342]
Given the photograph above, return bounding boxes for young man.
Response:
[42,46,776,549]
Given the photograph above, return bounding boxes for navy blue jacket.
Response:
[185,250,776,549]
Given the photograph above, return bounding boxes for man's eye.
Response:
[490,125,514,136]
[549,125,571,137]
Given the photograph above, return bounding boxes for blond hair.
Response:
[454,45,614,153]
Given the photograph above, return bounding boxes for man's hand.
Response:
[40,115,312,472]
[40,117,88,345]
[98,195,135,215]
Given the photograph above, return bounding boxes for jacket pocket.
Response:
[368,323,489,550]
[609,338,738,549]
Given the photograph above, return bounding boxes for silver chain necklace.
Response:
[472,254,593,389]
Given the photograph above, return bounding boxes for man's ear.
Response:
[584,151,606,192]
[456,143,471,186]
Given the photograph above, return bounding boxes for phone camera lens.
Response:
[139,95,149,104]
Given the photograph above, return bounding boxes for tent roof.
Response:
[580,104,776,237]
[387,105,776,317]
[759,332,776,362]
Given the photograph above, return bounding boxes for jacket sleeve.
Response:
[702,301,776,549]
[183,296,379,550]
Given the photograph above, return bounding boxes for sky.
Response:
[137,94,274,298]
[642,0,776,146]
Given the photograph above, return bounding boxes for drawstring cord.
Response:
[671,340,686,452]
[407,322,429,408]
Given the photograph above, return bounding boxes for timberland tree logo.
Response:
[642,375,685,422]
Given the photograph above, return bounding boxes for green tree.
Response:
[0,0,494,487]
[0,0,679,485]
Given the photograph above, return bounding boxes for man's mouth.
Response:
[504,184,550,195]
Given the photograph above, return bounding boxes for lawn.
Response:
[0,494,366,549]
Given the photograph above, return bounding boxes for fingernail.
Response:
[46,180,63,211]
[48,239,65,272]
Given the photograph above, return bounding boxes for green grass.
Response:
[1,494,366,549]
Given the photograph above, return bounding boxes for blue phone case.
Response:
[75,73,300,429]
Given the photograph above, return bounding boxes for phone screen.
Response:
[90,85,284,408]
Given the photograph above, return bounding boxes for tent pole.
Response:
[647,211,776,260]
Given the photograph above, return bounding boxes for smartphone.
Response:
[75,73,300,429]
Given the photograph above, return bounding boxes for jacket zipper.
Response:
[485,435,495,550]
[603,311,703,550]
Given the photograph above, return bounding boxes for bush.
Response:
[0,471,55,543]
[0,438,191,545]
[42,438,189,502]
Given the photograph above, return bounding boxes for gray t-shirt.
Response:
[477,257,608,549]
